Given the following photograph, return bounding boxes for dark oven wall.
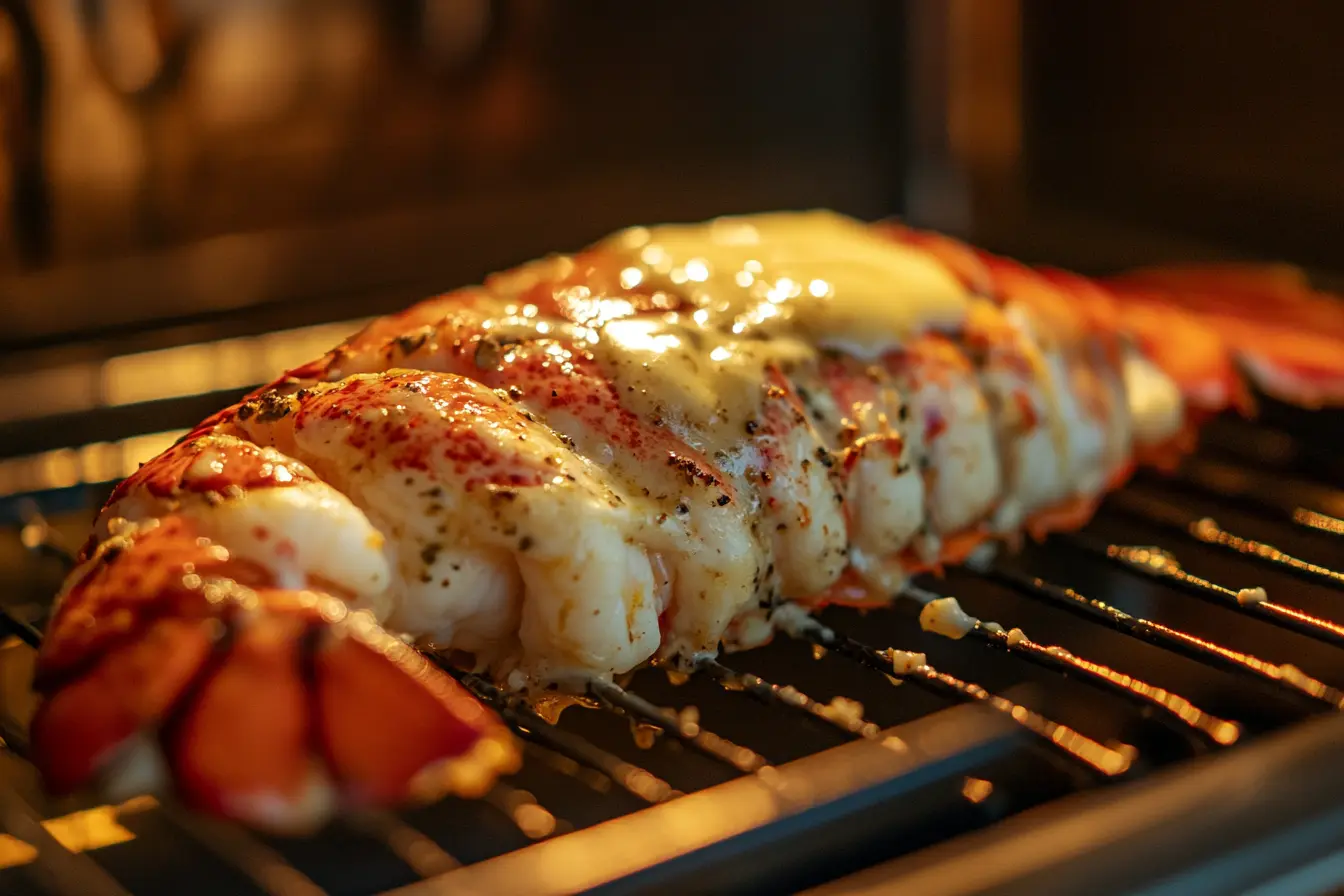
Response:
[1022,0,1344,274]
[0,0,906,354]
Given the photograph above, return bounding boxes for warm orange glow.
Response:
[0,804,139,870]
[0,317,375,499]
[1294,508,1344,536]
[100,319,368,407]
[961,776,994,804]
[0,429,187,496]
[948,0,1022,177]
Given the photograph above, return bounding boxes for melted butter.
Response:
[530,693,599,725]
[1236,586,1268,607]
[962,777,995,804]
[598,317,814,452]
[918,596,978,639]
[888,648,927,674]
[664,667,691,686]
[631,721,662,749]
[602,210,970,358]
[1122,347,1185,446]
[581,212,972,562]
[818,696,867,728]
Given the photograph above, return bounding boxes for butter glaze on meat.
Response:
[38,209,1325,831]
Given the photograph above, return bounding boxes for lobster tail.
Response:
[30,516,517,832]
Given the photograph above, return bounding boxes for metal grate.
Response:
[0,407,1342,895]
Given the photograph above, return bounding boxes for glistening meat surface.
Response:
[29,210,1344,829]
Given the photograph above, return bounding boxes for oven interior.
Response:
[1,3,1342,894]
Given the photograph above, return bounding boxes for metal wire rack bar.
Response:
[902,584,1241,746]
[984,566,1344,709]
[585,678,771,774]
[1107,491,1344,591]
[694,657,881,739]
[1080,538,1344,648]
[775,609,1134,778]
[445,668,678,804]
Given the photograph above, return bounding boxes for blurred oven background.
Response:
[0,0,1341,598]
[957,0,1344,273]
[0,0,907,347]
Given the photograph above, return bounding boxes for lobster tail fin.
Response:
[30,516,517,833]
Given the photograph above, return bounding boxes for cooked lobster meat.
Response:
[37,436,517,831]
[29,211,1343,830]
